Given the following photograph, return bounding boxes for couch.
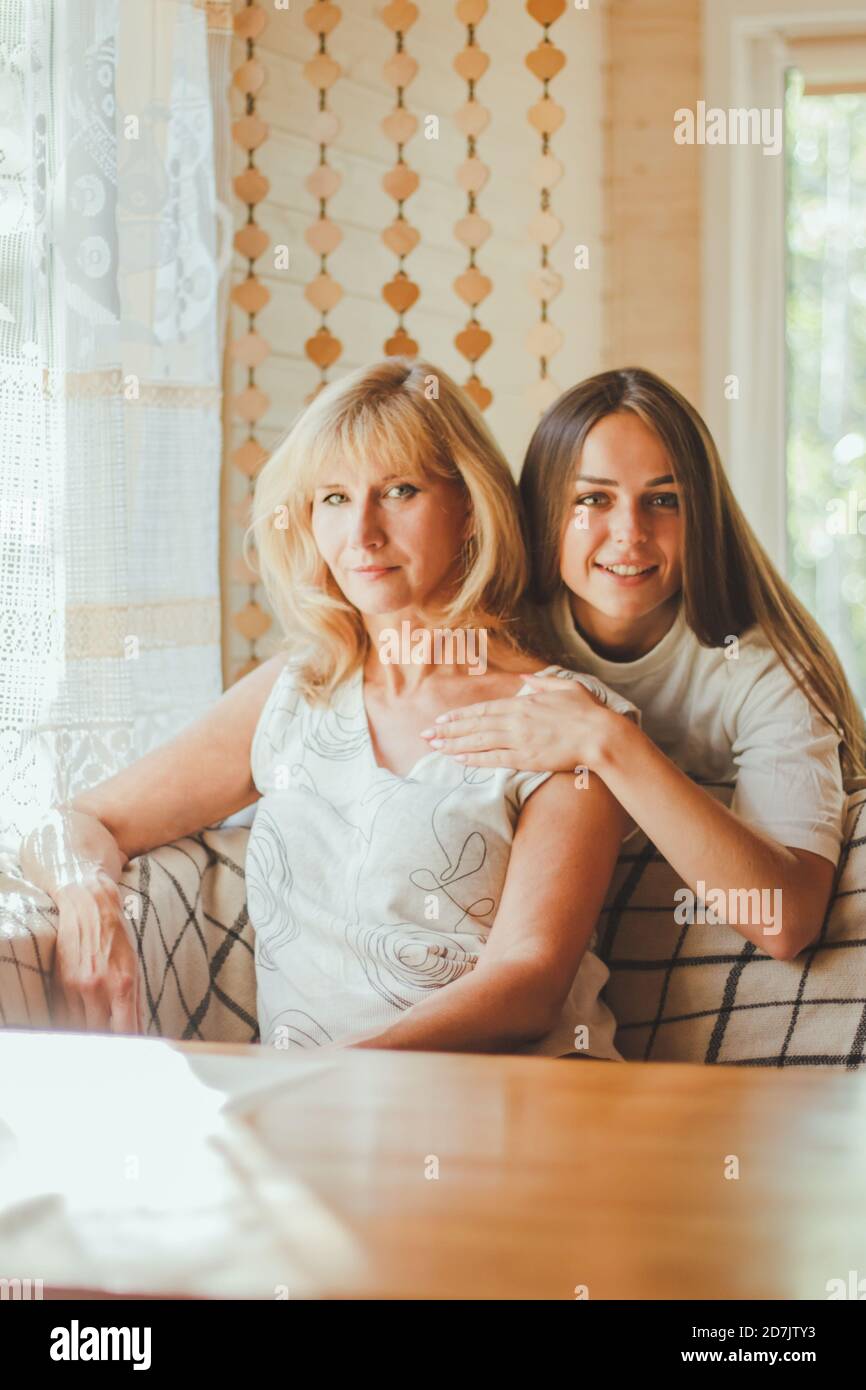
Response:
[2,781,865,1068]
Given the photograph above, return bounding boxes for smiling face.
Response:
[559,410,683,654]
[310,452,471,621]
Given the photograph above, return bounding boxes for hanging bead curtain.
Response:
[525,0,567,415]
[453,0,493,412]
[380,1,420,357]
[229,0,272,680]
[303,1,344,397]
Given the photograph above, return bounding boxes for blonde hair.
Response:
[245,357,531,703]
[519,366,866,781]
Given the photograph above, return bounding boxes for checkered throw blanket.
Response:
[2,784,864,1067]
[601,784,866,1068]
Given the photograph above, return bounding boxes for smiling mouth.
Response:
[595,562,657,577]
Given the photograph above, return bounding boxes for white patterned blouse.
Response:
[247,661,638,1060]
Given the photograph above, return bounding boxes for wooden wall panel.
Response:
[601,0,703,402]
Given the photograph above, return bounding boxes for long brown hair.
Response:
[519,365,866,781]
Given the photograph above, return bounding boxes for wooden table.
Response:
[1,1030,864,1299]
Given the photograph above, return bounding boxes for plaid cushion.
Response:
[3,787,864,1066]
[123,826,257,1043]
[0,827,257,1042]
[599,783,866,1069]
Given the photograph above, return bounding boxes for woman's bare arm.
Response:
[20,651,287,889]
[350,771,628,1054]
[423,677,835,960]
[17,651,287,1033]
[591,719,835,960]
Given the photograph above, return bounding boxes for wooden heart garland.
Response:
[302,2,344,389]
[525,0,567,412]
[383,273,421,314]
[452,1,492,409]
[234,4,267,41]
[230,330,271,370]
[382,219,420,257]
[230,1,274,681]
[381,0,420,356]
[304,1,341,35]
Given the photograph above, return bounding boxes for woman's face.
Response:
[310,452,470,619]
[559,411,683,631]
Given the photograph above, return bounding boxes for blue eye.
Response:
[321,492,347,505]
[385,483,419,499]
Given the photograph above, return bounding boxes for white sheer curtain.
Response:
[0,0,232,862]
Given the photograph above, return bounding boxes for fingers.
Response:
[425,696,525,729]
[54,926,87,1031]
[109,970,139,1035]
[61,971,124,1034]
[428,724,513,754]
[423,714,513,741]
[53,886,132,1035]
[521,671,599,700]
[75,894,113,1032]
[57,981,87,1031]
[80,979,112,1033]
[430,728,511,750]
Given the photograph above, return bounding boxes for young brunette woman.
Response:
[423,367,866,962]
[19,358,638,1059]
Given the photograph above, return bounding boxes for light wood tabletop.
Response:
[1,1030,864,1300]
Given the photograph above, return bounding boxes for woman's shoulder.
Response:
[710,623,805,697]
[686,620,794,700]
[482,634,598,683]
[464,655,577,701]
[711,625,838,748]
[464,641,549,697]
[507,661,641,723]
[249,653,309,789]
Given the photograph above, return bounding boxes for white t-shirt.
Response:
[535,590,846,865]
[247,661,639,1061]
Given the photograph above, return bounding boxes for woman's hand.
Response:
[420,672,617,776]
[52,873,142,1034]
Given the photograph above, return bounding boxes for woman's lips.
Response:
[593,562,658,586]
[352,566,399,579]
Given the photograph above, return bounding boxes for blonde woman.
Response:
[427,367,866,962]
[20,358,637,1058]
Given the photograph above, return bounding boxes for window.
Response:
[703,8,866,716]
[785,70,866,707]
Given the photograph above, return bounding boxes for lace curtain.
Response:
[0,0,232,862]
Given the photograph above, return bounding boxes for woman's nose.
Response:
[349,499,385,549]
[609,502,648,545]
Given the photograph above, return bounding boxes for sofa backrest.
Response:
[3,785,865,1068]
[598,783,866,1069]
